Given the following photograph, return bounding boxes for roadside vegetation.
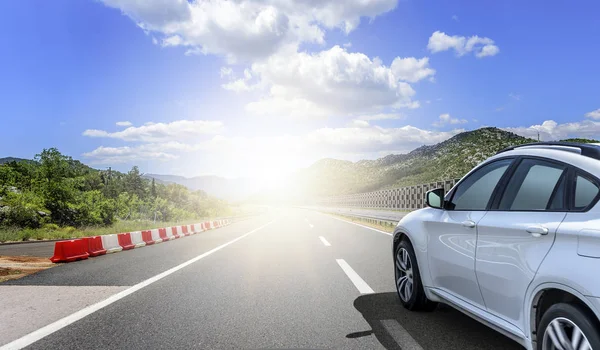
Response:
[0,148,232,242]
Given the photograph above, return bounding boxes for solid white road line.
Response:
[335,259,374,294]
[0,221,275,350]
[327,214,392,236]
[380,319,424,350]
[319,236,331,246]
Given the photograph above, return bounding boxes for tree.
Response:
[151,178,157,198]
[125,166,146,199]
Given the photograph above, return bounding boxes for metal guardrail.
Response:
[306,206,409,228]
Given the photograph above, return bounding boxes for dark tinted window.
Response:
[449,159,512,210]
[498,159,566,211]
[574,174,600,209]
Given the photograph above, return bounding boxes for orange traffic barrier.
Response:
[50,239,90,263]
[117,232,135,250]
[182,225,190,236]
[83,236,107,257]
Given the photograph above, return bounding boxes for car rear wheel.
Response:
[538,303,600,350]
[394,238,437,311]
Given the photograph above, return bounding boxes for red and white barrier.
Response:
[165,227,176,240]
[101,234,123,254]
[150,228,163,243]
[51,218,234,263]
[130,231,146,248]
[173,226,185,238]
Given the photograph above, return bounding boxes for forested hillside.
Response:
[0,148,231,230]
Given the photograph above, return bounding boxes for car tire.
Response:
[394,238,437,311]
[537,302,600,350]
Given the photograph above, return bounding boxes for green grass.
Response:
[0,218,215,243]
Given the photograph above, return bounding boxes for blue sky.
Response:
[1,0,599,180]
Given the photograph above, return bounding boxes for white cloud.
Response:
[222,79,256,92]
[433,113,467,127]
[83,120,223,142]
[356,113,403,121]
[101,0,398,63]
[116,121,132,127]
[83,145,179,164]
[427,31,499,58]
[390,57,435,83]
[509,92,521,101]
[504,120,600,141]
[343,42,352,48]
[242,45,419,118]
[220,67,233,78]
[585,109,600,120]
[82,122,463,170]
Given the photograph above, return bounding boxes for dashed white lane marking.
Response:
[380,319,424,350]
[319,236,331,246]
[327,214,392,236]
[335,259,374,294]
[0,221,275,350]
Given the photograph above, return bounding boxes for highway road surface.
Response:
[0,208,522,349]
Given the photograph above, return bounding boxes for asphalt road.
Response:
[0,208,522,349]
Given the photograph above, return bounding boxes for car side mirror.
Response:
[426,188,445,209]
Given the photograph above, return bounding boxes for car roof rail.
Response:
[496,141,600,160]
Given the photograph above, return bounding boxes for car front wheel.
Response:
[538,303,600,350]
[394,238,437,311]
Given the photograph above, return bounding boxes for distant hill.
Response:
[143,174,257,202]
[0,157,32,165]
[290,127,536,197]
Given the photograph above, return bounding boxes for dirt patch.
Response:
[0,256,55,283]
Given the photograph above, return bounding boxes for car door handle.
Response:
[526,226,549,237]
[462,220,476,228]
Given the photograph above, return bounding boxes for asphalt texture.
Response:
[0,241,56,258]
[1,208,523,349]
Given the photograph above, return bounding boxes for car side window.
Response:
[574,174,600,210]
[448,159,512,211]
[498,158,566,211]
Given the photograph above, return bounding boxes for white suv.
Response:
[392,142,600,350]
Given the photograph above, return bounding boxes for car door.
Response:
[427,158,514,309]
[475,157,568,332]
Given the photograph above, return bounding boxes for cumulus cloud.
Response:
[83,120,223,142]
[390,57,435,83]
[585,109,600,120]
[100,0,398,63]
[503,120,600,141]
[82,145,180,164]
[116,121,132,127]
[242,46,420,118]
[433,113,467,127]
[356,113,403,121]
[82,121,463,166]
[427,31,499,58]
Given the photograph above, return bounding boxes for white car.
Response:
[393,142,600,350]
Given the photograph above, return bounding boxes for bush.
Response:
[42,223,60,231]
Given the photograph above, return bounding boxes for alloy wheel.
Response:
[395,247,413,303]
[542,317,592,350]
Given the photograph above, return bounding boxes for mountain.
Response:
[0,157,31,165]
[143,174,257,202]
[291,127,536,197]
